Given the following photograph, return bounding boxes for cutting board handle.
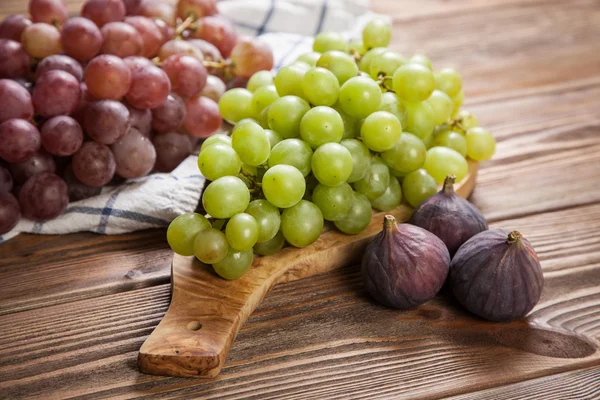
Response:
[138,163,478,378]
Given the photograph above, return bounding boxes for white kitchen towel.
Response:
[0,0,386,243]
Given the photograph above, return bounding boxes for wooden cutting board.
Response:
[138,162,479,378]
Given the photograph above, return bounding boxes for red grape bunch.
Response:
[0,0,274,236]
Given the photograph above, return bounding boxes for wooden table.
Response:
[2,0,600,398]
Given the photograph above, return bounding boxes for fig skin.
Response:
[409,175,488,256]
[449,229,544,322]
[362,215,451,309]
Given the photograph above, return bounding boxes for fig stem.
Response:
[443,175,456,194]
[507,231,522,243]
[383,215,397,230]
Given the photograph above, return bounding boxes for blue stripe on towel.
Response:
[315,0,328,34]
[257,0,276,35]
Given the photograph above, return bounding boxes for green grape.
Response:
[405,101,436,140]
[267,95,310,138]
[379,92,407,126]
[231,121,270,166]
[200,133,232,151]
[349,39,366,56]
[455,110,479,131]
[311,142,353,187]
[258,105,270,128]
[299,106,344,149]
[241,163,257,176]
[303,174,319,201]
[247,70,274,92]
[218,88,254,123]
[435,129,467,157]
[202,176,250,218]
[370,176,402,211]
[392,64,435,103]
[409,54,433,70]
[340,138,370,182]
[435,67,462,98]
[225,213,259,251]
[354,157,390,200]
[193,228,229,264]
[268,138,313,177]
[424,146,468,183]
[452,90,464,116]
[313,32,348,53]
[339,76,382,119]
[312,182,353,221]
[389,167,407,178]
[245,199,281,243]
[296,52,321,67]
[291,60,311,69]
[381,132,426,173]
[253,230,285,256]
[369,50,406,79]
[332,102,358,138]
[466,127,496,161]
[274,63,309,98]
[302,67,340,106]
[167,213,211,256]
[251,84,279,114]
[423,131,436,149]
[265,129,282,149]
[359,47,386,72]
[402,168,438,207]
[197,143,242,181]
[360,111,402,152]
[212,248,254,280]
[261,164,306,208]
[362,18,391,49]
[316,50,359,84]
[427,89,453,125]
[334,191,372,234]
[281,200,324,248]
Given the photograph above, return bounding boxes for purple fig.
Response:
[362,215,450,309]
[409,175,488,256]
[449,229,544,322]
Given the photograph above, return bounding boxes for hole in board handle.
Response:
[187,321,203,331]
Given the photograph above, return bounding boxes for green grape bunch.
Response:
[167,18,497,280]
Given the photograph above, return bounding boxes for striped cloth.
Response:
[0,0,384,242]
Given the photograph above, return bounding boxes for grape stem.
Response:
[175,15,196,38]
[203,59,232,69]
[377,76,395,92]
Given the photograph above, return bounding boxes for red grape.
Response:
[193,15,236,57]
[29,0,68,26]
[125,16,164,58]
[100,22,143,58]
[111,128,156,178]
[63,164,101,201]
[85,54,132,100]
[153,18,173,42]
[161,54,207,98]
[0,79,34,122]
[21,23,62,59]
[0,15,32,42]
[0,191,20,234]
[19,172,68,220]
[158,39,203,61]
[0,166,13,192]
[199,74,226,102]
[126,103,152,137]
[40,116,84,156]
[72,141,116,186]
[9,150,56,184]
[151,93,185,133]
[61,17,103,62]
[226,76,248,90]
[186,38,221,60]
[84,99,130,144]
[126,63,171,109]
[123,0,141,15]
[0,39,30,79]
[230,36,274,79]
[124,55,155,71]
[152,131,192,172]
[33,70,81,117]
[176,0,217,20]
[183,95,221,138]
[136,0,176,26]
[72,82,96,124]
[34,55,84,81]
[0,119,41,163]
[81,0,126,28]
